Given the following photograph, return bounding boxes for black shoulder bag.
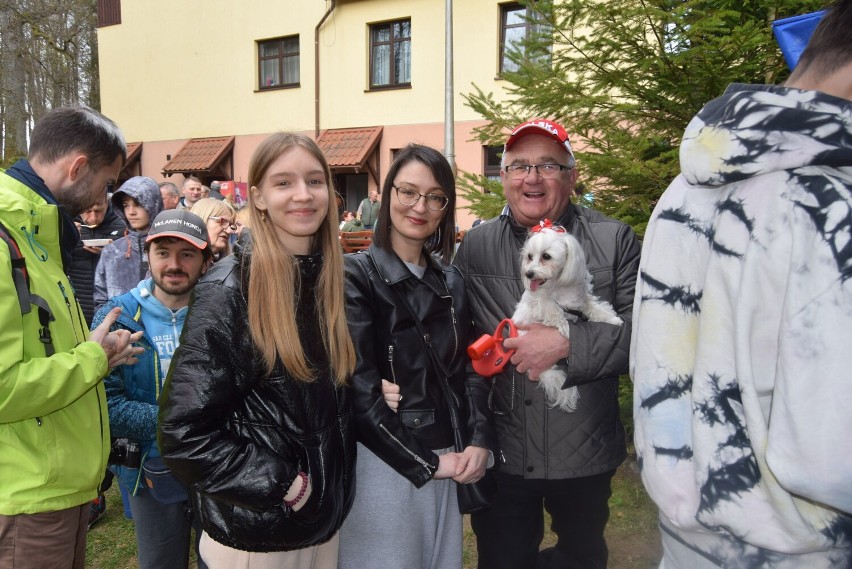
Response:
[389,271,495,514]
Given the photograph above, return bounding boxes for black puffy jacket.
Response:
[344,244,497,488]
[158,248,355,552]
[68,207,126,324]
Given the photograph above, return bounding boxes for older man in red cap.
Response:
[454,119,641,569]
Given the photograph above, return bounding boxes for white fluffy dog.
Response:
[513,224,622,412]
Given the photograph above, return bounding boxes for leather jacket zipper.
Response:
[439,279,459,367]
[379,423,436,475]
[423,331,461,410]
[388,345,397,384]
[449,305,459,366]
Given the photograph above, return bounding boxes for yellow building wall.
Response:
[319,0,508,127]
[99,1,328,139]
[98,0,525,228]
[99,0,512,140]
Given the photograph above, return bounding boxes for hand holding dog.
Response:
[505,323,568,381]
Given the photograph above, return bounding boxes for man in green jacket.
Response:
[0,105,144,569]
[356,190,381,229]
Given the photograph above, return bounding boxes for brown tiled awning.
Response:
[161,136,235,178]
[317,126,383,185]
[119,141,142,180]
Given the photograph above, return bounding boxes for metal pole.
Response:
[444,0,456,175]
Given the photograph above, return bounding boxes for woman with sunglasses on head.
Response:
[338,144,497,569]
[189,198,237,261]
[158,133,356,569]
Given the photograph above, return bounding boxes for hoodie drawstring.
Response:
[23,226,49,262]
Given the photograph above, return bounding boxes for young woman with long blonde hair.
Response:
[158,132,356,569]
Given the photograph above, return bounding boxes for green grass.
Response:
[85,490,201,569]
[88,458,660,569]
[85,489,138,569]
[88,376,658,568]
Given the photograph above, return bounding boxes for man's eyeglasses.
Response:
[209,216,237,231]
[394,186,449,211]
[504,163,571,179]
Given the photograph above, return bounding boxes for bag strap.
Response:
[0,220,55,356]
[0,220,31,315]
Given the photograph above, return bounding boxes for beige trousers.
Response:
[200,531,339,569]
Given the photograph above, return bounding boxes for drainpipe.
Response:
[315,0,336,139]
[444,0,455,174]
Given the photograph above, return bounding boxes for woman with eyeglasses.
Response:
[189,198,237,261]
[158,133,356,568]
[338,144,497,569]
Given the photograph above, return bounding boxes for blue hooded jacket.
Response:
[93,177,163,311]
[92,277,187,494]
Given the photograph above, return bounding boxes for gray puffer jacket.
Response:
[93,176,163,310]
[453,204,640,479]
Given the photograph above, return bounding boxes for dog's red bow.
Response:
[530,219,566,234]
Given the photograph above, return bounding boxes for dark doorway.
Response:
[335,173,369,214]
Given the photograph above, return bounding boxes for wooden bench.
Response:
[340,230,373,253]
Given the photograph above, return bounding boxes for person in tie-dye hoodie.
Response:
[632,2,852,567]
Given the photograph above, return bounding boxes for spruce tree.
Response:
[460,0,824,235]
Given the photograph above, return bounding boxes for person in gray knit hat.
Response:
[93,176,163,310]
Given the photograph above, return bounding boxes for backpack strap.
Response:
[0,220,31,316]
[0,220,55,356]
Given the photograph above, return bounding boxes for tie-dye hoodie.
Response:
[632,83,852,567]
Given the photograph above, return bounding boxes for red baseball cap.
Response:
[504,119,575,160]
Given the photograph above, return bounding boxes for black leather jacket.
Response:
[344,244,497,488]
[158,248,355,552]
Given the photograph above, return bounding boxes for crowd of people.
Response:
[1,2,850,568]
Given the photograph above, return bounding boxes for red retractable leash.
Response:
[467,319,518,377]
